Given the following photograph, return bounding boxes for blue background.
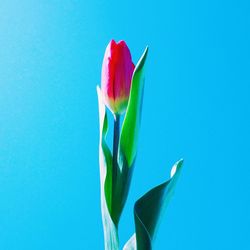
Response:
[0,0,249,249]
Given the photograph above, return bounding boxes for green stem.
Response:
[112,114,120,226]
[112,114,120,177]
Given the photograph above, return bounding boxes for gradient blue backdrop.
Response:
[0,0,249,249]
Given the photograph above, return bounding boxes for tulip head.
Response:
[101,40,135,115]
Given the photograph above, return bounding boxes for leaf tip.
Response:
[134,46,149,73]
[170,159,184,178]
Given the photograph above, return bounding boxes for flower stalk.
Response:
[112,114,120,227]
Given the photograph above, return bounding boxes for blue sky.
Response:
[0,0,249,249]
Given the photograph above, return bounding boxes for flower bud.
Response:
[101,40,135,115]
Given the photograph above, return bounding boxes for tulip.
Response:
[101,40,135,115]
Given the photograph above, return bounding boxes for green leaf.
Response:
[97,86,119,250]
[110,47,149,225]
[123,159,183,250]
[119,47,148,168]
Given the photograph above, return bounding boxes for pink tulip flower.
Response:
[101,40,135,115]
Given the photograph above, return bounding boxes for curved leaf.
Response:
[119,47,148,168]
[97,86,119,250]
[123,234,137,250]
[111,47,149,225]
[123,159,183,250]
